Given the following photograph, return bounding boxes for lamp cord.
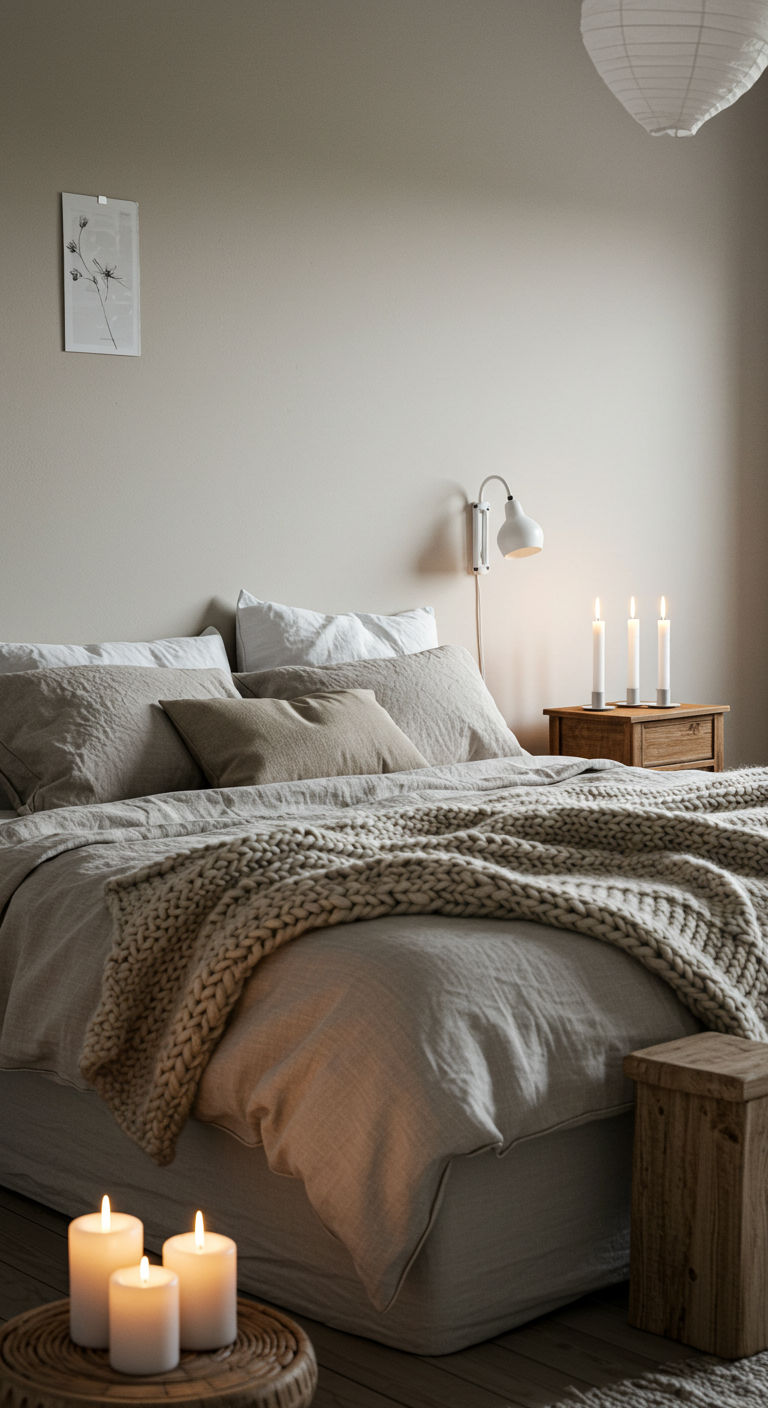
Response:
[475,572,485,681]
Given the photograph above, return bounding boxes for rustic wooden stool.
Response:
[0,1296,317,1407]
[625,1030,768,1359]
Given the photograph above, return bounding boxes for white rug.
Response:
[554,1353,768,1406]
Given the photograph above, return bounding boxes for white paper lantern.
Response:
[581,1,768,136]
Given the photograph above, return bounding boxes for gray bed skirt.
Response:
[0,1070,634,1354]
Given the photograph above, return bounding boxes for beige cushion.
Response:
[234,645,523,766]
[160,690,429,788]
[0,666,240,813]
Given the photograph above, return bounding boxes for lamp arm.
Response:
[478,474,513,501]
[472,476,514,576]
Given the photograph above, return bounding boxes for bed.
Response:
[0,619,759,1355]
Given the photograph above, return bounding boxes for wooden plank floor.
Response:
[0,1184,708,1406]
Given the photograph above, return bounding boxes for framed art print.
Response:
[62,192,140,356]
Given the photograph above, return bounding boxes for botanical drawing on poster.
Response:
[62,193,140,356]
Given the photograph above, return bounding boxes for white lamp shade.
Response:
[497,499,543,558]
[581,0,768,137]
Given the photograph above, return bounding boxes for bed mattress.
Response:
[1,1068,636,1354]
[0,756,706,1350]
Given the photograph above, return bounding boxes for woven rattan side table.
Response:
[0,1297,317,1408]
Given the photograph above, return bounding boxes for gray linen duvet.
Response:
[0,756,703,1309]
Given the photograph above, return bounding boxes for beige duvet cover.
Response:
[0,756,702,1308]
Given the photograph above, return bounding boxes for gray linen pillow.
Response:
[0,665,240,813]
[161,690,429,788]
[234,645,523,766]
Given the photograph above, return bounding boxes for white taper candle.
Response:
[627,598,640,706]
[657,596,671,705]
[592,598,605,708]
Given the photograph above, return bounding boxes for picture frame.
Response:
[62,192,140,356]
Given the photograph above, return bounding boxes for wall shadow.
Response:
[513,721,550,755]
[733,80,768,765]
[414,484,469,575]
[195,597,237,667]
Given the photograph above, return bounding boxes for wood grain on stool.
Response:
[625,1031,768,1359]
[0,1297,317,1408]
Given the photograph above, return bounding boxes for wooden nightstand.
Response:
[543,703,729,772]
[625,1033,768,1358]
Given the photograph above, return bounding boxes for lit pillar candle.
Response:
[163,1212,237,1349]
[109,1256,180,1375]
[68,1196,143,1348]
[592,598,605,709]
[627,598,640,706]
[657,596,671,706]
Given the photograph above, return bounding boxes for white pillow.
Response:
[235,591,438,672]
[0,627,230,674]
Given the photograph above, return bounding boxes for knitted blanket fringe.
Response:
[80,769,768,1165]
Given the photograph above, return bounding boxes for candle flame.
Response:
[630,597,635,620]
[660,596,666,621]
[594,597,600,622]
[101,1195,111,1232]
[195,1210,205,1250]
[140,1256,149,1285]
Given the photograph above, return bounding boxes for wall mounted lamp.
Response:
[472,476,543,572]
[471,476,543,679]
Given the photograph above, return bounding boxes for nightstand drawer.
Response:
[642,716,714,766]
[559,716,625,763]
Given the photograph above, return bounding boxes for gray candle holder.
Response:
[583,692,616,711]
[647,692,679,708]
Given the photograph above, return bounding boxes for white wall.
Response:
[1,0,766,760]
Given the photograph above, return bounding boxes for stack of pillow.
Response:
[0,592,522,815]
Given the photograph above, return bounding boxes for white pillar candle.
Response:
[68,1196,143,1348]
[592,598,605,707]
[657,596,671,703]
[627,598,640,705]
[162,1212,237,1350]
[109,1256,180,1375]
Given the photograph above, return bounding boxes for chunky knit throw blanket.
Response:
[80,769,768,1165]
